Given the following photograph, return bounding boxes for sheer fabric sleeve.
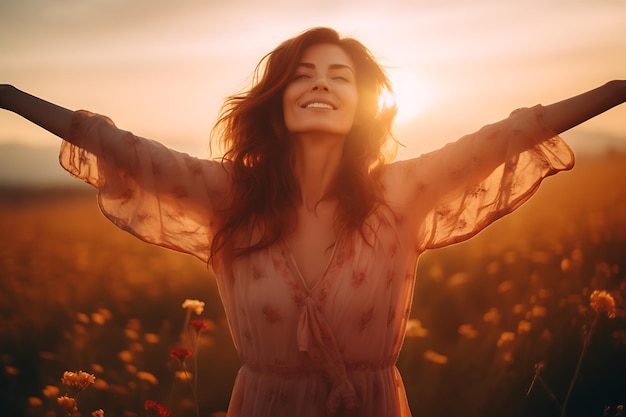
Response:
[388,105,575,251]
[59,110,229,263]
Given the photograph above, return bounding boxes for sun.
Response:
[386,68,433,125]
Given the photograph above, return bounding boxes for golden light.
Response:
[387,68,433,125]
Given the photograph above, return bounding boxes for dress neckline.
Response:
[282,226,344,294]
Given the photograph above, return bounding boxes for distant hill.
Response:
[0,143,79,186]
[1,131,624,186]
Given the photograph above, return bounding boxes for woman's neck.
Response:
[291,132,345,212]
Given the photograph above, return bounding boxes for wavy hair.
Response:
[210,27,397,258]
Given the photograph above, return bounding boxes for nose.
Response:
[311,76,330,92]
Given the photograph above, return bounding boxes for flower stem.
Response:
[183,309,192,345]
[536,373,562,413]
[561,315,598,417]
[193,333,200,417]
[527,366,562,413]
[181,362,199,417]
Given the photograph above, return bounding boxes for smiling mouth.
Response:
[302,102,336,110]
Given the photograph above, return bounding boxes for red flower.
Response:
[169,348,192,363]
[189,319,209,333]
[144,400,171,417]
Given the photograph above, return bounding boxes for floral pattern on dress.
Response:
[60,105,574,417]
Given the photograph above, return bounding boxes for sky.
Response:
[1,0,625,160]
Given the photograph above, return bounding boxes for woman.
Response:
[1,27,625,417]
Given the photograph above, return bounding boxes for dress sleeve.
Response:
[389,105,575,251]
[59,110,229,263]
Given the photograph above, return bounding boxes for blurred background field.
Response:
[1,152,625,417]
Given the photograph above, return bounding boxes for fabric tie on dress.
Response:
[297,297,358,416]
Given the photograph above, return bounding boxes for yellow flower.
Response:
[560,258,572,272]
[76,312,90,324]
[91,363,104,374]
[530,306,547,318]
[97,308,113,320]
[42,384,60,398]
[56,395,77,412]
[517,320,532,334]
[137,371,159,385]
[590,290,617,318]
[61,370,96,390]
[496,280,513,293]
[175,370,193,381]
[28,397,43,407]
[118,350,133,363]
[93,378,110,390]
[423,350,448,365]
[91,312,107,325]
[182,299,205,315]
[483,307,501,324]
[497,331,516,348]
[458,324,478,339]
[124,329,140,340]
[5,365,19,375]
[144,333,160,344]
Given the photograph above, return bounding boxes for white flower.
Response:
[182,299,205,315]
[405,319,428,338]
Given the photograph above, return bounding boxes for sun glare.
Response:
[386,68,432,125]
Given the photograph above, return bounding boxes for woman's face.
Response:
[282,43,358,138]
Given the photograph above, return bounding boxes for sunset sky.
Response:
[1,0,625,160]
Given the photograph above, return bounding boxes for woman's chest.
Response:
[284,202,338,290]
[223,221,418,318]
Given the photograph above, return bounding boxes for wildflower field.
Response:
[1,153,625,417]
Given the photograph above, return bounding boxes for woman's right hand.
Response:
[0,85,75,140]
[0,84,15,109]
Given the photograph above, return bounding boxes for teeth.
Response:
[305,102,334,109]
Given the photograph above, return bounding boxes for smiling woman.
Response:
[1,25,625,417]
[282,43,359,140]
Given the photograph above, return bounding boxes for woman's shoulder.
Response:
[378,159,421,209]
[378,153,444,219]
[379,156,429,191]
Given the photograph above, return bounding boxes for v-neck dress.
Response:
[59,105,574,416]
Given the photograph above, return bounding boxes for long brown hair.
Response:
[210,27,397,258]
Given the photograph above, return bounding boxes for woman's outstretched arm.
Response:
[542,80,626,135]
[384,79,625,249]
[0,84,74,141]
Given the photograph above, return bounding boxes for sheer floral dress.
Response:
[60,105,574,417]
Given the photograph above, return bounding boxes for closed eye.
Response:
[330,69,354,83]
